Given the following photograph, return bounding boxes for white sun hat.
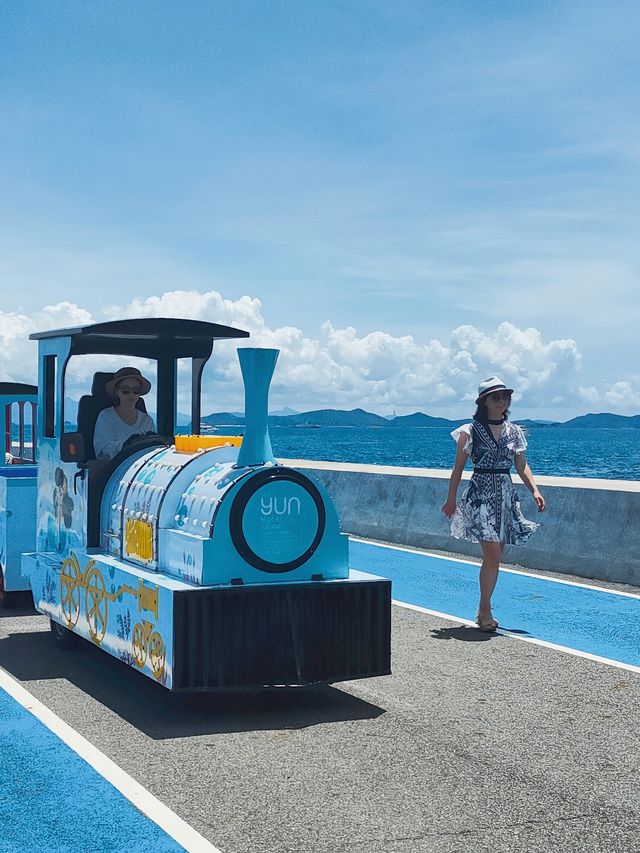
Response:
[475,376,514,404]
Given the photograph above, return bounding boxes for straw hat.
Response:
[105,367,151,398]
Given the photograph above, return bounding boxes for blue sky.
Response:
[1,1,639,417]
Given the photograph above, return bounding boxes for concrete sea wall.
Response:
[281,459,640,586]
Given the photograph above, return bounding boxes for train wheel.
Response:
[60,554,81,628]
[131,623,147,668]
[148,631,166,679]
[50,618,78,650]
[85,566,108,645]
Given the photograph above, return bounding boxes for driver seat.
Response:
[78,371,151,547]
[77,372,147,460]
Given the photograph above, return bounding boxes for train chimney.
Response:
[235,348,279,468]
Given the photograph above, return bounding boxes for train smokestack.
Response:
[235,348,279,468]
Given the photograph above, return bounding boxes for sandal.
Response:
[476,613,499,632]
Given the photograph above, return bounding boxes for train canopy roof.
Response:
[29,318,250,358]
[0,382,38,396]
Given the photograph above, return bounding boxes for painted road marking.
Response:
[351,537,640,600]
[350,539,640,671]
[0,666,223,853]
[391,600,640,675]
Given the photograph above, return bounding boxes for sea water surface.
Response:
[265,426,639,481]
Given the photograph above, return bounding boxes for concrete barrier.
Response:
[281,459,640,586]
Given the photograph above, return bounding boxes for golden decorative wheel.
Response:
[148,631,166,679]
[131,623,147,668]
[85,566,108,644]
[60,554,81,628]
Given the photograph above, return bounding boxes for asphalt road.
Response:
[1,582,639,853]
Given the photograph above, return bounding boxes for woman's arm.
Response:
[93,409,122,460]
[514,453,545,512]
[442,433,470,518]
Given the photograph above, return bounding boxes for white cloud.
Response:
[605,382,640,409]
[1,290,639,418]
[579,386,600,404]
[0,302,96,384]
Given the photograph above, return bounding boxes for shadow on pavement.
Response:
[0,594,38,618]
[429,624,500,642]
[0,626,386,738]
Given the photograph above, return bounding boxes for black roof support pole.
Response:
[156,355,177,438]
[191,356,207,435]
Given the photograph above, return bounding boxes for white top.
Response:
[94,407,156,459]
[450,421,528,456]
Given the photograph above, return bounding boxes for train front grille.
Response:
[172,578,391,691]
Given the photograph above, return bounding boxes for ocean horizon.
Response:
[11,421,637,481]
[265,424,638,481]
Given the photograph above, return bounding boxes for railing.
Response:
[282,459,640,588]
[4,402,37,464]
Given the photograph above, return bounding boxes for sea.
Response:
[263,426,639,481]
[11,423,637,481]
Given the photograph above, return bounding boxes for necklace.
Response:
[487,418,503,425]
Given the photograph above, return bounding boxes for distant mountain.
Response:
[270,406,299,416]
[26,396,640,433]
[196,407,640,430]
[387,414,561,429]
[391,412,467,428]
[225,407,300,417]
[560,413,640,429]
[282,408,390,427]
[515,419,558,429]
[201,412,245,427]
[202,408,389,427]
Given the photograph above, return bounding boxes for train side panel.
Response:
[0,467,38,592]
[36,439,87,559]
[24,550,176,688]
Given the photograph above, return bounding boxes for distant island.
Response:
[56,397,640,432]
[202,409,640,430]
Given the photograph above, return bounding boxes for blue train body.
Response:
[0,466,38,597]
[0,383,38,604]
[15,319,390,691]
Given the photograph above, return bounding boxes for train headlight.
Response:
[229,469,326,573]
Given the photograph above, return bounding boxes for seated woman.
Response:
[93,367,156,459]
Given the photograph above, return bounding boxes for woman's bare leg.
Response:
[478,540,503,624]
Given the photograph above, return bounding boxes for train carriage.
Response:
[0,382,38,606]
[21,319,391,690]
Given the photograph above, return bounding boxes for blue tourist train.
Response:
[0,381,38,605]
[9,318,390,691]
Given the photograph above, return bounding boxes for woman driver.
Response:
[93,367,155,459]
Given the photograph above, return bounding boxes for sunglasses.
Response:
[488,392,511,401]
[118,386,141,395]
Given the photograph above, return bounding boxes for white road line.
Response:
[391,599,640,676]
[351,536,640,600]
[0,665,224,853]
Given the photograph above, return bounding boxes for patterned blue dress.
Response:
[450,420,539,545]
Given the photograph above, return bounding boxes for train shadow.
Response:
[0,627,386,738]
[0,593,38,618]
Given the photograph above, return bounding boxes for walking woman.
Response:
[442,377,545,631]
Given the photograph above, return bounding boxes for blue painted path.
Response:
[350,540,640,669]
[0,688,185,853]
